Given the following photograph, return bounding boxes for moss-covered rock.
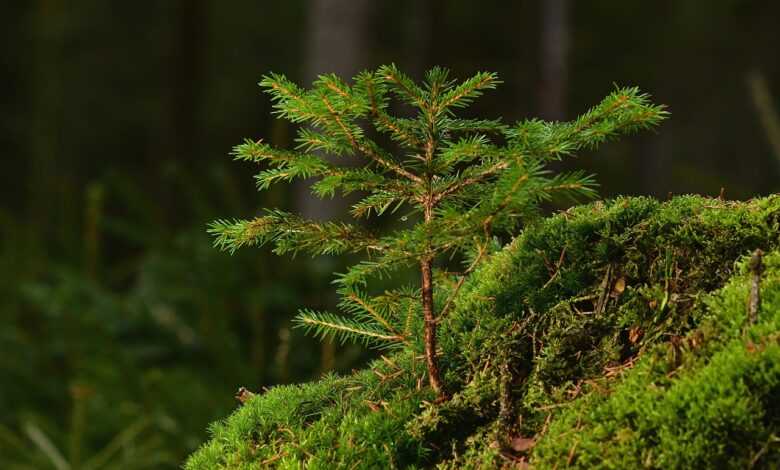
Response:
[186,195,780,469]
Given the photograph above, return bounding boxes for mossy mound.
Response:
[186,195,780,469]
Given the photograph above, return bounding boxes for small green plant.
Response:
[209,65,666,398]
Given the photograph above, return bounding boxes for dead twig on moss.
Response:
[749,433,780,468]
[566,440,579,465]
[748,249,764,325]
[498,361,514,429]
[603,354,640,379]
[260,452,286,466]
[595,265,612,315]
[235,387,256,405]
[542,247,567,289]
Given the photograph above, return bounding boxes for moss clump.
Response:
[186,195,780,469]
[527,248,780,469]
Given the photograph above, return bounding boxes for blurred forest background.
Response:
[1,0,779,467]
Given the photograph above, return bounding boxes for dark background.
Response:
[1,1,779,467]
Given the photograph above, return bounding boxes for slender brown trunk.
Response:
[421,203,445,397]
[420,256,444,396]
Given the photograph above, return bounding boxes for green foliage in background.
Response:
[208,65,666,396]
[0,170,335,469]
[187,195,780,468]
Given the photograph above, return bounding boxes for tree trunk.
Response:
[404,0,435,78]
[421,201,445,398]
[420,256,444,397]
[539,0,569,120]
[747,70,780,171]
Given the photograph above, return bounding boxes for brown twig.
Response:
[498,361,514,429]
[542,247,567,289]
[594,265,612,315]
[260,452,286,466]
[566,440,579,465]
[235,387,256,405]
[749,433,780,468]
[748,249,764,325]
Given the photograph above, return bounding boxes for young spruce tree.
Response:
[210,65,666,398]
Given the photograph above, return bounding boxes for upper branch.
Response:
[432,161,510,204]
[319,93,423,184]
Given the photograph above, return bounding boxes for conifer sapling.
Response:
[209,65,667,399]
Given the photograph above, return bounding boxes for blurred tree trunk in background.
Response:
[299,0,373,373]
[404,0,434,78]
[303,0,372,95]
[539,0,569,120]
[747,70,780,172]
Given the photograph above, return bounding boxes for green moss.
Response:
[186,359,434,469]
[530,251,780,469]
[186,195,780,469]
